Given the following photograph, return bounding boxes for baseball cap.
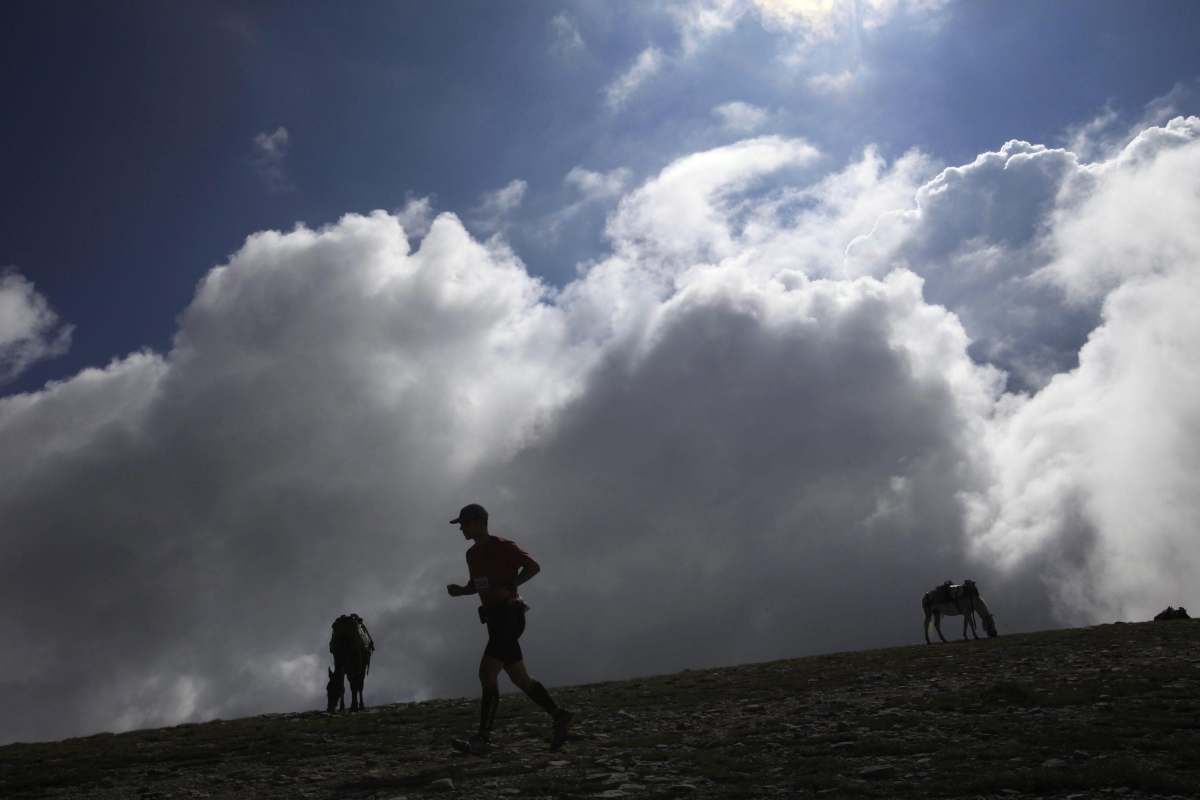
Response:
[450,503,488,524]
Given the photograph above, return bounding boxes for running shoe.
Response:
[550,709,573,751]
[451,733,490,755]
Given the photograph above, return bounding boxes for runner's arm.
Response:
[514,557,540,586]
[447,580,477,597]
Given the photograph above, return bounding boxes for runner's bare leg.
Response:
[504,660,557,712]
[478,655,503,738]
[505,658,572,749]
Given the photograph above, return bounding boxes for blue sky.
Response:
[4,1,1200,744]
[5,1,1200,393]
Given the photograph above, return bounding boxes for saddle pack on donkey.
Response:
[329,613,375,655]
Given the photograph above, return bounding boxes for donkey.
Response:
[922,579,998,644]
[327,613,375,712]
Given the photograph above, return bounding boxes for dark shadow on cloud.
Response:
[448,280,1058,692]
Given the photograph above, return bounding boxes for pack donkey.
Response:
[922,580,998,644]
[327,613,375,712]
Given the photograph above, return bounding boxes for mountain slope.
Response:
[3,621,1198,799]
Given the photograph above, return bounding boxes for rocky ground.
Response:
[3,620,1199,799]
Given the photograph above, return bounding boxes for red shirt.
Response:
[466,536,532,607]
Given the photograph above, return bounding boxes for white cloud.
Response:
[252,126,291,191]
[253,126,288,160]
[606,135,822,264]
[665,0,943,54]
[807,68,857,93]
[965,268,1200,624]
[0,270,72,384]
[486,179,528,213]
[0,351,165,484]
[752,0,847,38]
[536,167,634,242]
[603,47,664,111]
[670,0,745,55]
[713,100,771,132]
[394,195,436,243]
[752,0,948,39]
[1140,80,1200,129]
[6,115,1200,746]
[1060,82,1200,166]
[1044,117,1200,302]
[471,178,529,234]
[1063,103,1121,163]
[564,166,632,201]
[549,12,584,55]
[860,0,951,28]
[835,118,1200,390]
[841,139,1094,388]
[603,0,948,113]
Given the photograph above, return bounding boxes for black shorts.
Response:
[482,603,526,666]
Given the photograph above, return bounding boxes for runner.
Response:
[445,503,573,753]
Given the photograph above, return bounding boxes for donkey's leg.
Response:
[924,609,933,644]
[961,597,980,640]
[934,611,947,643]
[350,670,363,711]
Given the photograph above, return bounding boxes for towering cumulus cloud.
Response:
[963,117,1200,625]
[2,118,1198,744]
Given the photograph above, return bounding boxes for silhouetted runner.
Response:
[446,503,573,754]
